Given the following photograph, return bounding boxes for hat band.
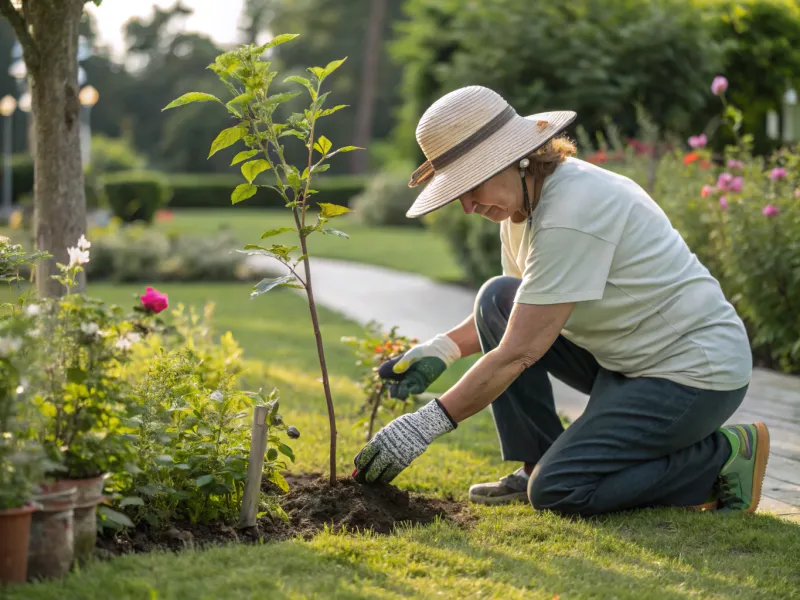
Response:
[409,105,516,187]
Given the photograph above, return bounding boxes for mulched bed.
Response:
[97,473,473,556]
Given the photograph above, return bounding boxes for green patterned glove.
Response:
[377,334,461,400]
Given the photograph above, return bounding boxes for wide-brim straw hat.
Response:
[406,85,577,218]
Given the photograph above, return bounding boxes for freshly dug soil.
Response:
[97,473,472,556]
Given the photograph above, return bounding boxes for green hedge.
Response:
[101,171,173,224]
[0,154,35,204]
[168,173,366,209]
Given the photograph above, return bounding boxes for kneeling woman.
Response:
[352,85,767,516]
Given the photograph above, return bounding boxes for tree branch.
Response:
[0,0,38,68]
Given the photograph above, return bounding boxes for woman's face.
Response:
[459,165,527,223]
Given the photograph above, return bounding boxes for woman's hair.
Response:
[526,136,576,180]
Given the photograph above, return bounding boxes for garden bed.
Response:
[96,473,473,556]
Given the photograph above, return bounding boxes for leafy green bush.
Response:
[168,173,366,209]
[101,170,173,223]
[87,223,251,283]
[89,134,147,174]
[0,154,35,205]
[113,304,296,526]
[350,171,422,227]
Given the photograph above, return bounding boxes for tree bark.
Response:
[13,1,87,297]
[350,0,387,174]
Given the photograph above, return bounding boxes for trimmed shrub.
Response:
[350,171,422,227]
[168,173,366,209]
[0,154,35,205]
[101,170,173,223]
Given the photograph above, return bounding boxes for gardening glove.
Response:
[352,398,457,484]
[377,333,461,400]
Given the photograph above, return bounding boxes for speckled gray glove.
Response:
[352,398,457,484]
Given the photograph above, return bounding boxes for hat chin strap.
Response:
[519,158,533,228]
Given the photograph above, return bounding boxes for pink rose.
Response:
[727,159,744,170]
[701,185,714,198]
[711,76,728,96]
[688,134,707,149]
[719,196,728,211]
[762,204,779,217]
[141,286,169,314]
[729,176,743,192]
[769,167,786,180]
[716,173,734,191]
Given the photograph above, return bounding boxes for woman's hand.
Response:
[378,333,461,399]
[353,399,457,484]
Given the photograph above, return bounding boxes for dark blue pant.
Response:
[474,276,747,516]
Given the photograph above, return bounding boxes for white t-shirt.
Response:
[500,157,752,391]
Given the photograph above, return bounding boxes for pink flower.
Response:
[769,167,786,180]
[701,185,714,198]
[727,159,744,170]
[140,286,169,314]
[795,188,800,198]
[688,134,707,149]
[716,173,734,191]
[719,196,728,211]
[711,76,728,96]
[729,176,743,192]
[762,204,779,217]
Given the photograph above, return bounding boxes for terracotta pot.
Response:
[27,485,76,581]
[0,504,36,585]
[37,475,107,567]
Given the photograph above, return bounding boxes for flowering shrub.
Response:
[342,321,418,440]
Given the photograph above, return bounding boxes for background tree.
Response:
[0,0,102,297]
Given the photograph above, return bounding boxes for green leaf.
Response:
[323,58,346,78]
[284,75,317,100]
[98,506,134,528]
[241,159,271,183]
[232,183,257,204]
[119,496,145,508]
[311,164,330,174]
[286,170,301,189]
[163,92,221,111]
[260,227,295,239]
[173,463,190,470]
[136,484,159,496]
[258,33,299,52]
[251,275,299,298]
[329,146,362,156]
[266,448,278,461]
[278,443,295,462]
[308,66,326,80]
[231,150,258,166]
[228,92,254,106]
[319,203,350,218]
[209,126,247,158]
[267,470,289,493]
[154,454,173,466]
[66,368,87,384]
[263,92,301,111]
[195,474,215,488]
[319,105,348,117]
[314,135,333,156]
[323,228,349,239]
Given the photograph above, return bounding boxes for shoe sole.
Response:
[749,421,770,513]
[468,491,528,506]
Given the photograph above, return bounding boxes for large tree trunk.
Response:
[350,0,387,174]
[26,1,87,297]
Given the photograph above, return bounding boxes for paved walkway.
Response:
[249,256,800,518]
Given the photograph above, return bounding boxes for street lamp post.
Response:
[0,95,17,219]
[78,85,99,168]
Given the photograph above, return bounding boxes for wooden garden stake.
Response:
[238,405,269,529]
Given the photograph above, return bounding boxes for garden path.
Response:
[248,255,800,519]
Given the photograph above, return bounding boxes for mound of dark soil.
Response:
[97,473,471,556]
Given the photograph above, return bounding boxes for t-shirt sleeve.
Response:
[515,227,616,305]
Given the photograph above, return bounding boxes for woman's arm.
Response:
[439,301,575,422]
[445,312,482,358]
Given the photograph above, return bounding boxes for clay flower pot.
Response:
[27,484,76,581]
[0,503,36,585]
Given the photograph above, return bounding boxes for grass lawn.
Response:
[154,208,466,283]
[6,283,800,599]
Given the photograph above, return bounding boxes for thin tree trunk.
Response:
[25,0,87,297]
[350,0,387,174]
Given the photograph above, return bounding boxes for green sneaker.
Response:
[717,423,770,513]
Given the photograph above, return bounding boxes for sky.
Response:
[86,0,247,60]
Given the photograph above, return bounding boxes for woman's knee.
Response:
[474,276,519,324]
[527,464,592,516]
